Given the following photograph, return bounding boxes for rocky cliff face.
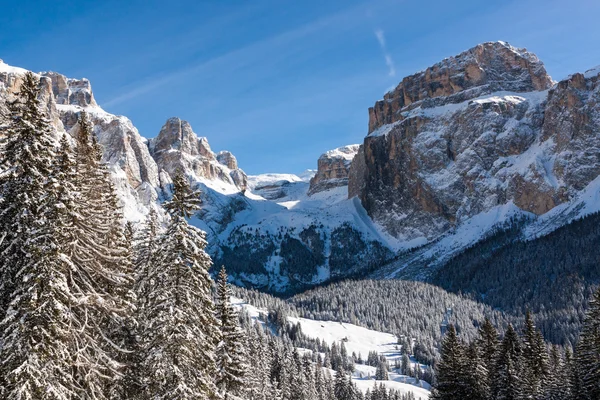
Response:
[367,41,553,134]
[0,60,247,221]
[350,41,600,240]
[308,145,359,195]
[149,117,248,191]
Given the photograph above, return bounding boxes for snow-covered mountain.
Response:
[1,40,599,294]
[0,59,393,294]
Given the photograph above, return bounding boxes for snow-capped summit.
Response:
[351,41,600,243]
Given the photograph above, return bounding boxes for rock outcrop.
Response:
[217,151,238,170]
[308,145,359,195]
[368,41,553,134]
[350,42,600,240]
[42,71,97,108]
[149,117,248,191]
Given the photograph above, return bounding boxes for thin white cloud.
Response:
[374,28,395,77]
[374,29,386,48]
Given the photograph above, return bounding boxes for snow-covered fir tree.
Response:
[477,317,498,399]
[0,72,57,321]
[521,311,549,399]
[139,169,219,399]
[575,287,600,400]
[68,111,136,398]
[216,266,248,398]
[430,324,468,400]
[0,71,79,399]
[375,360,389,381]
[492,324,523,400]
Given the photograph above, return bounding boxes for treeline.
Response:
[288,280,513,363]
[431,210,600,345]
[231,278,514,372]
[432,291,600,400]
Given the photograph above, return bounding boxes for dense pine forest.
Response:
[430,213,600,346]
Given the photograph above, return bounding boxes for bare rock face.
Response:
[42,72,97,108]
[351,42,600,240]
[150,117,248,191]
[308,145,359,195]
[217,151,238,170]
[368,41,553,134]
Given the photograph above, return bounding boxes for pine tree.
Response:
[334,372,352,400]
[67,111,135,398]
[522,312,549,399]
[0,72,78,399]
[216,266,248,398]
[401,354,411,376]
[0,72,57,320]
[575,287,600,400]
[375,360,389,380]
[544,344,570,400]
[564,346,577,400]
[430,325,468,400]
[140,170,219,399]
[493,324,522,400]
[464,342,488,400]
[477,317,498,400]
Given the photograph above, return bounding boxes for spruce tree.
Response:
[134,207,160,311]
[522,312,549,399]
[575,287,600,400]
[544,344,570,400]
[140,170,219,399]
[493,324,522,400]
[216,266,248,398]
[0,72,78,399]
[375,360,389,380]
[67,111,135,398]
[430,325,468,400]
[477,317,498,400]
[0,72,57,320]
[464,342,488,400]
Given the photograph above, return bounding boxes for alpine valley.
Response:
[1,39,600,399]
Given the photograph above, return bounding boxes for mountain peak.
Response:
[151,117,214,159]
[308,144,360,195]
[368,41,553,133]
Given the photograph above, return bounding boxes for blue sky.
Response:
[1,0,598,175]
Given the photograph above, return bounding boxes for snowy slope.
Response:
[232,297,431,398]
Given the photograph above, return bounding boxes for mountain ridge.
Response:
[1,41,599,294]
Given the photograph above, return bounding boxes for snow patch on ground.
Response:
[232,297,430,398]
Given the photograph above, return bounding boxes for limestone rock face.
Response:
[308,145,359,195]
[150,117,247,191]
[368,41,553,134]
[350,43,600,240]
[42,71,97,107]
[0,64,161,219]
[217,151,238,170]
